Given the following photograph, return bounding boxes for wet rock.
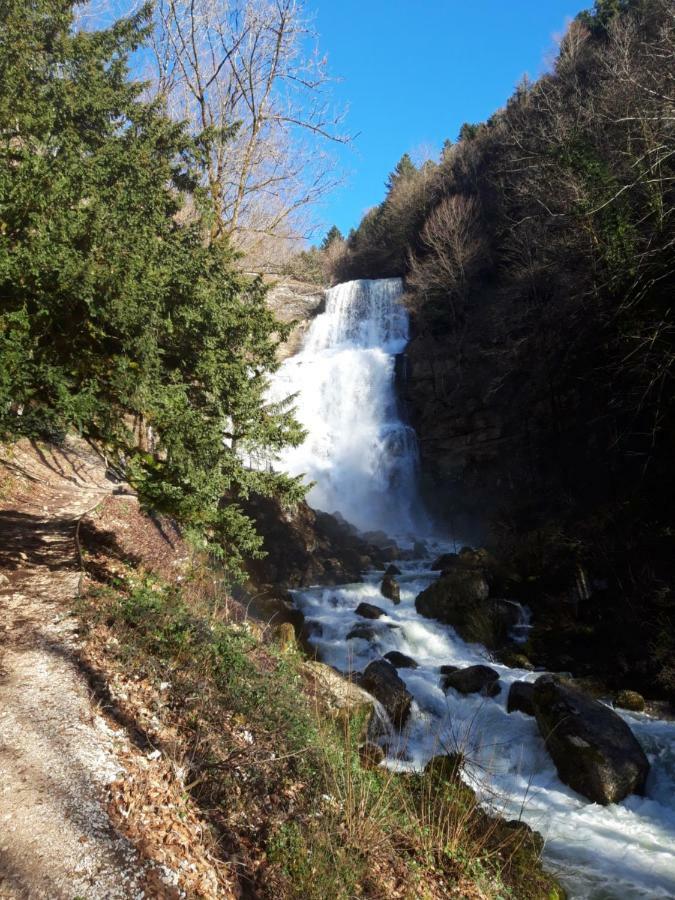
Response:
[533,675,650,805]
[442,665,501,697]
[384,563,401,577]
[363,531,400,561]
[300,619,323,641]
[418,567,489,608]
[355,602,386,620]
[431,552,458,570]
[424,753,464,782]
[346,623,378,642]
[439,664,459,675]
[504,819,544,852]
[615,690,646,712]
[507,681,535,716]
[359,660,412,728]
[380,572,401,604]
[501,650,535,670]
[415,569,518,650]
[413,540,428,557]
[384,651,419,669]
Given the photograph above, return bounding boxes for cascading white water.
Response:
[270,278,675,899]
[268,278,423,534]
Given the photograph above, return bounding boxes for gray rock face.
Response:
[359,660,412,728]
[507,681,535,716]
[265,279,325,360]
[533,675,650,805]
[384,651,418,669]
[442,665,501,697]
[355,602,386,620]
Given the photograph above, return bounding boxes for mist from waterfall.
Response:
[269,278,424,535]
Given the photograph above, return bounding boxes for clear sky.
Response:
[311,0,590,241]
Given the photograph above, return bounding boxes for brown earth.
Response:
[0,438,233,900]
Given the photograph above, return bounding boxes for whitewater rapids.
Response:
[268,278,675,899]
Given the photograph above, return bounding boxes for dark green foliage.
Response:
[457,122,480,142]
[0,0,305,576]
[577,0,645,35]
[320,225,344,250]
[385,151,416,193]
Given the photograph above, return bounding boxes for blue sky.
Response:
[311,0,589,240]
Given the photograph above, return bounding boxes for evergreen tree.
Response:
[385,153,417,193]
[320,225,344,250]
[0,0,305,577]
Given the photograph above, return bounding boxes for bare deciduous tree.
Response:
[151,0,350,260]
[407,195,485,320]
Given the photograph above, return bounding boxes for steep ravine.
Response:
[269,278,675,900]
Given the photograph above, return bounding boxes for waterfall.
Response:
[268,277,675,900]
[269,278,423,535]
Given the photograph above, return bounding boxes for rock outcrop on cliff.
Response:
[264,278,325,360]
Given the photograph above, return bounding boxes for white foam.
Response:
[270,278,675,898]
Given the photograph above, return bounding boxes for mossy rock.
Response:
[616,689,645,712]
[275,621,297,650]
[494,818,568,899]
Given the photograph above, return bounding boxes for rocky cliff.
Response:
[264,277,325,360]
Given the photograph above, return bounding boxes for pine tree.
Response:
[0,0,305,577]
[385,153,417,193]
[320,225,344,250]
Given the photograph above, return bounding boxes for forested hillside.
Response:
[329,0,675,699]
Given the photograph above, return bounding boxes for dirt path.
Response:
[0,438,148,899]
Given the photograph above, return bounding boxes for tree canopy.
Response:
[0,0,305,577]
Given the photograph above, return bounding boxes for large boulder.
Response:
[300,661,374,735]
[507,681,535,716]
[533,675,650,804]
[359,660,412,728]
[346,623,378,642]
[384,650,418,669]
[415,569,518,649]
[355,602,386,620]
[243,495,387,588]
[431,547,491,572]
[380,572,401,604]
[442,665,501,697]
